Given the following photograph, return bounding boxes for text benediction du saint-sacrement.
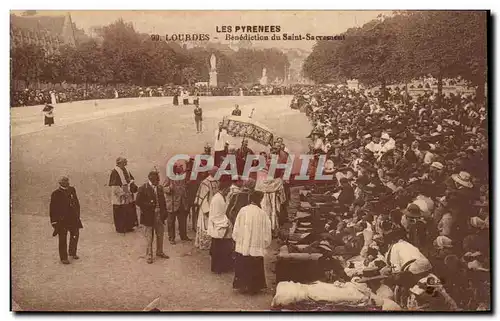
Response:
[150,25,345,42]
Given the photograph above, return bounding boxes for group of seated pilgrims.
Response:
[284,85,489,311]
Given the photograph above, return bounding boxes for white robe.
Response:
[214,129,230,152]
[232,204,272,257]
[207,193,230,239]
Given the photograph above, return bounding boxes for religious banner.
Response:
[222,115,274,146]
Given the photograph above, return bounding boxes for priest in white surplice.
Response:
[108,157,138,233]
[213,121,230,167]
[232,190,272,294]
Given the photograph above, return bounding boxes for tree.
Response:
[181,67,199,86]
[11,43,45,88]
[302,11,488,105]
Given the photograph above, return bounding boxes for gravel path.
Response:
[11,96,311,311]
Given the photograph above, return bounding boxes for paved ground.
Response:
[11,95,311,311]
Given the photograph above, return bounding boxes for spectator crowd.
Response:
[286,84,489,311]
[11,83,295,107]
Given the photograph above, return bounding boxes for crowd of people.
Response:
[287,84,489,310]
[48,80,489,310]
[11,83,294,107]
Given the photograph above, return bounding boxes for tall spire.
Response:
[62,12,76,46]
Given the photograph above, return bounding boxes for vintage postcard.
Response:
[10,10,489,312]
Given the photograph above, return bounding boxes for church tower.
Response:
[61,12,76,46]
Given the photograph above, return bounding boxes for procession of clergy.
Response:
[49,104,290,295]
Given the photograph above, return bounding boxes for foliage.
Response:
[10,18,290,88]
[302,11,487,100]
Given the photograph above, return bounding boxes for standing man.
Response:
[173,89,179,106]
[232,190,272,294]
[194,104,203,133]
[236,139,254,175]
[214,122,230,167]
[232,104,242,116]
[50,176,83,264]
[207,179,234,274]
[136,171,170,264]
[109,157,138,233]
[163,162,191,245]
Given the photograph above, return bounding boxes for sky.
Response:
[11,10,390,51]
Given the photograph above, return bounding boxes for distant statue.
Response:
[210,54,217,71]
[259,68,268,86]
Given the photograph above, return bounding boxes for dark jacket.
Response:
[194,107,203,120]
[136,183,167,226]
[50,186,82,229]
[226,189,251,224]
[338,185,355,206]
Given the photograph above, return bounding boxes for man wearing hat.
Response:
[163,161,191,245]
[136,170,169,264]
[365,134,381,155]
[450,171,474,189]
[308,129,325,154]
[50,176,83,264]
[109,157,138,233]
[429,162,445,185]
[400,203,429,250]
[377,133,396,159]
[381,223,432,278]
[355,266,392,299]
[407,274,459,311]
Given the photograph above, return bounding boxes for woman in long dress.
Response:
[194,168,219,250]
[173,91,179,106]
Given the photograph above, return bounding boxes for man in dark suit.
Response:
[232,104,242,116]
[136,171,170,264]
[50,176,83,264]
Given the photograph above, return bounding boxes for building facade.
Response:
[10,12,83,55]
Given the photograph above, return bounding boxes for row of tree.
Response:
[302,11,487,103]
[11,19,290,88]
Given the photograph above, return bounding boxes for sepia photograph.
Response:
[9,9,490,312]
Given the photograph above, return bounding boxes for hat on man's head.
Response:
[403,203,422,218]
[434,236,453,249]
[356,267,387,283]
[405,258,433,275]
[451,171,473,188]
[430,162,444,170]
[318,240,333,253]
[306,129,325,138]
[116,157,127,165]
[470,216,488,229]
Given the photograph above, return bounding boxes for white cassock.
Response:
[232,204,272,257]
[213,129,230,152]
[50,92,57,105]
